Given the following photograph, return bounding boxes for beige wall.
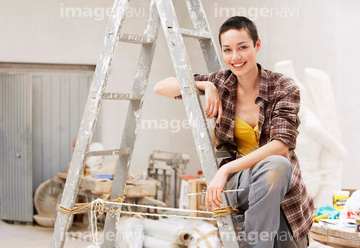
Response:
[1,0,359,189]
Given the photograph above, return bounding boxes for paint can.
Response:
[332,191,350,210]
[356,217,360,232]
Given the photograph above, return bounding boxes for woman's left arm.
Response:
[205,139,289,210]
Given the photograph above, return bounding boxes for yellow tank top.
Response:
[234,115,259,156]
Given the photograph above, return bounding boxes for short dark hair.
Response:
[218,16,259,47]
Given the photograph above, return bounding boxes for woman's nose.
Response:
[232,51,241,60]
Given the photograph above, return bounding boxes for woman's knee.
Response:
[268,155,292,176]
[253,155,292,187]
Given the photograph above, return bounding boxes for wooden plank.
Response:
[311,223,329,235]
[79,176,157,196]
[311,223,360,248]
[188,179,198,217]
[327,235,359,248]
[310,231,330,244]
[328,227,360,241]
[187,179,207,216]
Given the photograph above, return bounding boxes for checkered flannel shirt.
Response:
[175,63,314,242]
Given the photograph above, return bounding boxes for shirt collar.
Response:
[223,70,237,87]
[257,63,269,102]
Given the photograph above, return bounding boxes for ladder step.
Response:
[87,148,132,157]
[179,28,211,40]
[233,214,245,224]
[118,33,155,44]
[102,93,143,100]
[215,150,231,158]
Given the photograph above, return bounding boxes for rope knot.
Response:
[58,195,125,215]
[212,206,240,217]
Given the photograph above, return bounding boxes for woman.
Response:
[154,16,313,248]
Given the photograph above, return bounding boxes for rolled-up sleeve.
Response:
[270,85,301,149]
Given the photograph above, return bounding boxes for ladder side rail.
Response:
[155,0,217,185]
[186,0,234,160]
[186,1,243,245]
[50,1,130,247]
[100,1,161,247]
[185,0,223,72]
[155,1,241,247]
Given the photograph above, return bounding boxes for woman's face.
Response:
[220,28,261,79]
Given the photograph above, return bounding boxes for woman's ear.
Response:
[256,39,261,52]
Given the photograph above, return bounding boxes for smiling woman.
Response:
[154,16,313,248]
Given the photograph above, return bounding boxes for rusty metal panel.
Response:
[0,73,33,222]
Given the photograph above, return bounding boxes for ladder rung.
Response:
[87,148,132,157]
[179,28,212,40]
[102,93,143,101]
[215,151,231,158]
[118,33,155,44]
[233,214,245,223]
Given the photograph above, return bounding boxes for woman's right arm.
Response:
[153,77,181,98]
[153,77,223,123]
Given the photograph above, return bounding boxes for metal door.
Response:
[32,72,98,191]
[0,73,33,222]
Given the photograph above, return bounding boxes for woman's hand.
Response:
[205,166,229,211]
[198,82,223,124]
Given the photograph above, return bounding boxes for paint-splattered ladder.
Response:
[51,0,243,247]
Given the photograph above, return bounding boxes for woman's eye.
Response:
[223,49,230,52]
[240,46,247,50]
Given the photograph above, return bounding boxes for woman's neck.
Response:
[236,65,260,93]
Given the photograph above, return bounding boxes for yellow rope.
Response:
[58,195,125,215]
[212,206,241,218]
[58,195,242,220]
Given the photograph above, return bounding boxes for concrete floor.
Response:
[0,219,331,248]
[0,220,93,248]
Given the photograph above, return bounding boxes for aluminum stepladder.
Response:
[51,0,243,247]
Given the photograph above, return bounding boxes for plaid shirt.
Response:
[178,64,314,242]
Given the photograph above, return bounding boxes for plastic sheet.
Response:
[115,217,144,248]
[143,235,181,248]
[160,218,223,248]
[342,190,360,219]
[318,204,340,219]
[143,218,192,245]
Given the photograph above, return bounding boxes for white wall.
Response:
[1,0,359,189]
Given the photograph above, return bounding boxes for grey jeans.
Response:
[225,155,309,248]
